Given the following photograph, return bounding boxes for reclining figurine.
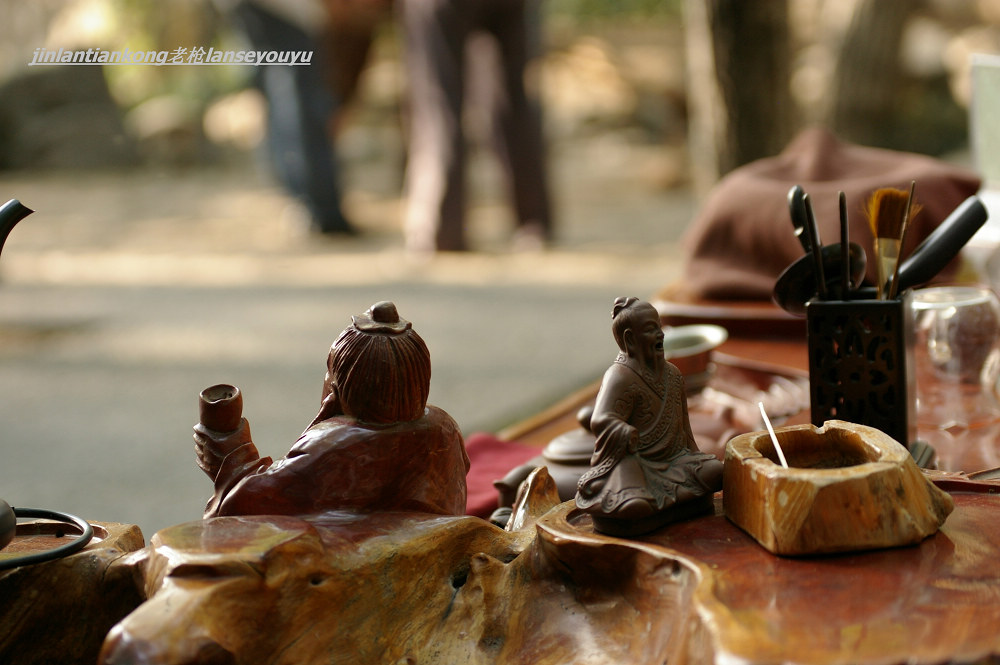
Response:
[194,301,470,518]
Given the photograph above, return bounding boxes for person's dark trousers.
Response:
[399,0,552,252]
[234,3,353,233]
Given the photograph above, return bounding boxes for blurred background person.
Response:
[397,0,553,254]
[229,0,373,236]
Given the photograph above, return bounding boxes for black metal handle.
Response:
[0,507,94,571]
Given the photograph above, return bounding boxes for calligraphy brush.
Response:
[865,186,911,300]
[803,193,827,300]
[839,191,850,300]
[887,181,920,300]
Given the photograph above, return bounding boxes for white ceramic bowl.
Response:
[662,323,728,377]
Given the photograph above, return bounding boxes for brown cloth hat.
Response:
[680,128,981,301]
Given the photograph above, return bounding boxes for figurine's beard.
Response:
[641,345,664,372]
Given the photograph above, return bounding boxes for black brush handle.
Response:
[895,196,987,292]
[803,193,827,299]
[839,191,850,299]
[0,199,32,260]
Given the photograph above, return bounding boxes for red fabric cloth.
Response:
[681,127,981,301]
[464,432,541,518]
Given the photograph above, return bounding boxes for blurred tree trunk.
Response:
[683,0,793,196]
[828,0,916,149]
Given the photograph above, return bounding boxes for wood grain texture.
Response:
[99,467,1000,665]
[724,420,954,555]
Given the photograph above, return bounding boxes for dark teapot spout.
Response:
[0,199,33,260]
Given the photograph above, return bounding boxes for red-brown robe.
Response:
[198,406,470,518]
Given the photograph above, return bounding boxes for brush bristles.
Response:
[865,187,911,240]
[865,183,923,299]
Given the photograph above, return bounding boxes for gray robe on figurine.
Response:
[576,355,719,518]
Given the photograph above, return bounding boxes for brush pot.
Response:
[806,291,916,449]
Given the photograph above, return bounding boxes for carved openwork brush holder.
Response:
[806,291,916,448]
[723,420,953,556]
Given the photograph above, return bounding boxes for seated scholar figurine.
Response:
[194,301,470,518]
[575,297,723,536]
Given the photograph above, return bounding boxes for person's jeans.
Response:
[234,3,352,232]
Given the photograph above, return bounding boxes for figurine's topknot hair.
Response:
[612,296,640,319]
[325,303,431,425]
[611,297,648,351]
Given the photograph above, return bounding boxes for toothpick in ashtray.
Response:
[758,401,789,468]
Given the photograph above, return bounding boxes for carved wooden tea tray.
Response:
[99,468,1000,664]
[0,521,145,665]
[562,475,1000,665]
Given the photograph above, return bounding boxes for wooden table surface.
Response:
[485,301,1000,663]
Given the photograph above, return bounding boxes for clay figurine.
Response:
[194,301,470,517]
[575,297,723,536]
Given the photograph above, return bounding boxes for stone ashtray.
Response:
[723,420,954,556]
